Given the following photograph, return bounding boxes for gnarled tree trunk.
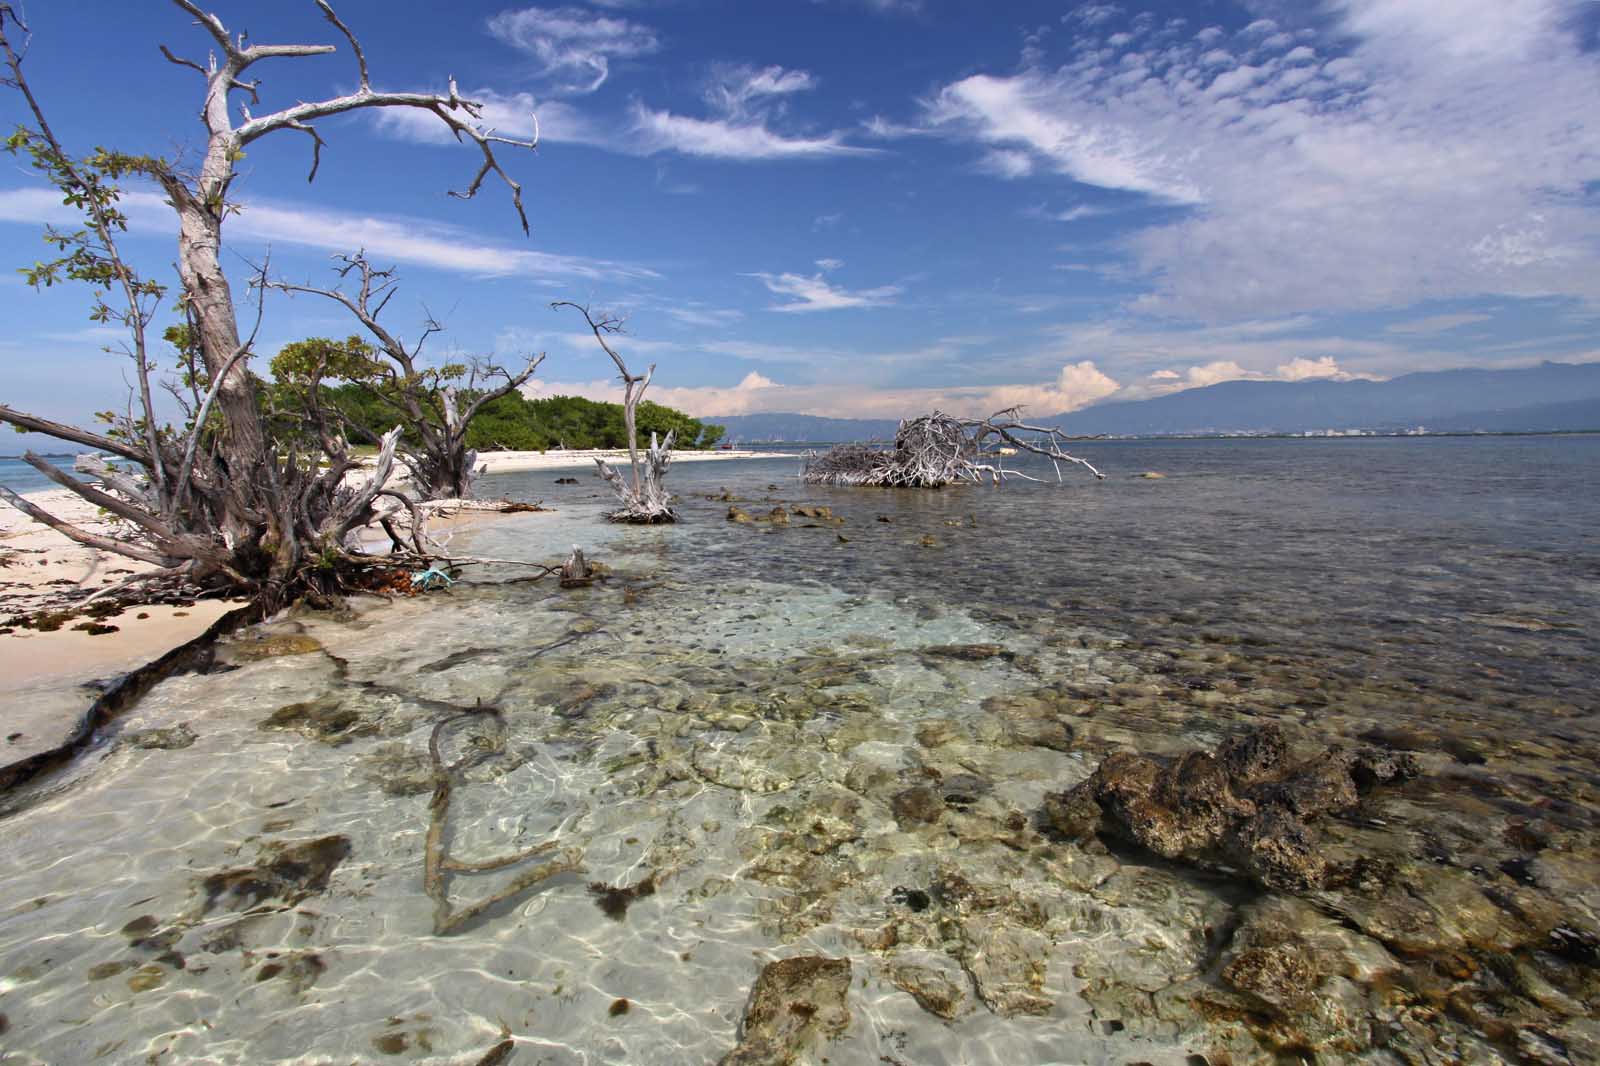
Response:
[0,1,539,607]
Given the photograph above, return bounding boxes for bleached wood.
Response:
[802,408,1106,487]
[553,302,678,522]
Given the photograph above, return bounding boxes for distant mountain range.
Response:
[713,361,1600,441]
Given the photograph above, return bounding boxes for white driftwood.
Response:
[552,301,678,522]
[801,408,1106,487]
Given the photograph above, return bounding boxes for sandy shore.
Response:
[1,487,241,766]
[471,447,796,474]
[0,447,787,763]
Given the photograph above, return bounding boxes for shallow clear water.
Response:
[1,437,1596,1065]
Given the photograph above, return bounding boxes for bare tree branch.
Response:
[158,44,207,76]
[0,404,148,464]
[313,0,368,89]
[552,301,675,522]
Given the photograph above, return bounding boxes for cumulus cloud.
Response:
[748,271,903,312]
[975,361,1123,412]
[1114,353,1372,401]
[524,371,783,415]
[486,6,660,94]
[923,0,1600,319]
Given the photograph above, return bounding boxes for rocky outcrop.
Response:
[1043,724,1418,891]
[721,955,852,1066]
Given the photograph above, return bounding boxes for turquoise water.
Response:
[0,436,1596,1065]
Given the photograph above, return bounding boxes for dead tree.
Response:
[552,302,677,523]
[269,253,544,499]
[802,408,1106,487]
[0,2,538,608]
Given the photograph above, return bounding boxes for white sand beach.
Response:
[470,447,796,474]
[0,447,792,760]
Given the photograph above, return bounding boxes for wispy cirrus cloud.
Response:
[748,270,903,312]
[1385,313,1494,335]
[377,65,876,162]
[373,91,603,147]
[0,186,656,282]
[919,0,1600,320]
[486,6,661,95]
[632,63,878,160]
[630,104,870,160]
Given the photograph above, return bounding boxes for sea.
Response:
[0,455,80,495]
[0,435,1596,1065]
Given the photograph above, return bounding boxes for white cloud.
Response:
[1068,4,1123,27]
[614,362,1121,419]
[1273,356,1349,381]
[976,361,1123,412]
[630,104,873,160]
[375,80,869,162]
[629,64,876,161]
[926,72,1204,202]
[523,371,781,416]
[1055,204,1107,222]
[663,306,744,328]
[977,148,1035,179]
[0,186,656,282]
[1328,0,1562,61]
[839,0,924,13]
[923,0,1600,319]
[748,271,903,312]
[815,258,845,272]
[374,92,603,147]
[704,64,815,118]
[1385,312,1494,335]
[39,326,129,346]
[486,6,660,95]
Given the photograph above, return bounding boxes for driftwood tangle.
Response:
[802,408,1105,488]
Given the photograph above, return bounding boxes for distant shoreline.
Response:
[723,428,1600,446]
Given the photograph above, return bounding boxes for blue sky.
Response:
[2,0,1599,433]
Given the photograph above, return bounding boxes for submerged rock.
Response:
[122,723,198,750]
[223,631,324,662]
[1043,724,1418,891]
[259,696,376,746]
[886,952,969,1020]
[197,835,352,916]
[891,785,943,827]
[957,917,1052,1016]
[720,955,852,1066]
